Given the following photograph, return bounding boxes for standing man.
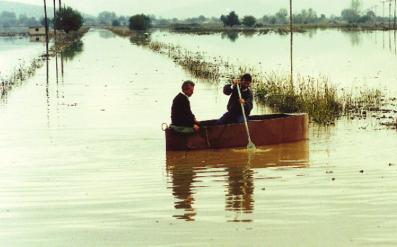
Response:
[218,73,253,124]
[171,80,200,133]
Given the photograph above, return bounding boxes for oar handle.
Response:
[236,84,253,143]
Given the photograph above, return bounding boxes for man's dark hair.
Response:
[181,80,195,90]
[241,73,252,82]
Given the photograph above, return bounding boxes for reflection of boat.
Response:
[166,140,309,169]
[165,113,308,151]
[166,141,309,221]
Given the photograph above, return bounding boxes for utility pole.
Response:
[289,0,293,84]
[43,0,49,57]
[53,0,56,41]
[390,0,392,29]
[382,1,386,24]
[394,0,397,30]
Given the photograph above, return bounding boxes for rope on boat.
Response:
[204,127,211,148]
[161,123,169,131]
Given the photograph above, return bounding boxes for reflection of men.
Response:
[171,80,200,133]
[166,153,196,221]
[218,73,253,124]
[226,166,254,214]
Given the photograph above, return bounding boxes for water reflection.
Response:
[29,36,46,42]
[99,30,116,39]
[129,33,151,46]
[345,31,362,46]
[241,31,255,38]
[166,141,309,221]
[46,57,50,128]
[304,29,318,38]
[61,40,84,61]
[225,163,254,215]
[221,31,239,42]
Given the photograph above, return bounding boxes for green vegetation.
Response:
[129,14,151,31]
[112,19,121,27]
[54,7,83,33]
[220,11,240,27]
[61,40,84,61]
[242,16,256,27]
[254,73,342,123]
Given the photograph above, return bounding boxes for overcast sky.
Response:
[7,0,386,18]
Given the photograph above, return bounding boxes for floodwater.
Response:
[0,36,45,78]
[152,29,397,94]
[0,29,397,246]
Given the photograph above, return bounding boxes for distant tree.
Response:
[129,14,151,31]
[198,15,207,23]
[294,8,318,24]
[358,10,376,23]
[54,7,83,33]
[98,11,116,25]
[40,17,52,26]
[118,16,128,26]
[220,11,240,26]
[242,15,256,27]
[341,9,360,23]
[0,11,17,27]
[269,16,277,24]
[262,15,270,24]
[112,19,120,26]
[275,8,288,24]
[341,0,362,24]
[319,14,327,23]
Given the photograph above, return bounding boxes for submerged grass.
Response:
[0,28,89,98]
[109,27,386,124]
[0,58,44,97]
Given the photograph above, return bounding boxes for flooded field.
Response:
[152,29,397,94]
[0,29,397,246]
[0,36,45,78]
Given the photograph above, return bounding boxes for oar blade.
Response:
[247,141,256,151]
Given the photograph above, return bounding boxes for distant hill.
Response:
[0,1,54,18]
[0,1,93,19]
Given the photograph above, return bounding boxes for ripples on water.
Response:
[0,30,397,246]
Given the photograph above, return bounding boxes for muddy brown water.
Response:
[0,29,397,246]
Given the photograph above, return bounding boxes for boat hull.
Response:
[165,113,309,151]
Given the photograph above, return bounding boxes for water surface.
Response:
[0,30,397,246]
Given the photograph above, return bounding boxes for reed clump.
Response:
[253,73,342,124]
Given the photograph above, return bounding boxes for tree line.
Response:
[2,0,394,31]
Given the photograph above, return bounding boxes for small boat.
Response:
[165,113,308,151]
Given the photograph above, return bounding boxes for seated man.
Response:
[171,80,200,133]
[218,73,253,124]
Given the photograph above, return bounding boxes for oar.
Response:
[236,83,256,151]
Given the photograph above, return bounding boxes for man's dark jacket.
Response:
[224,84,253,116]
[171,93,196,127]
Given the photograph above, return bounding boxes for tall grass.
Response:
[254,73,342,124]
